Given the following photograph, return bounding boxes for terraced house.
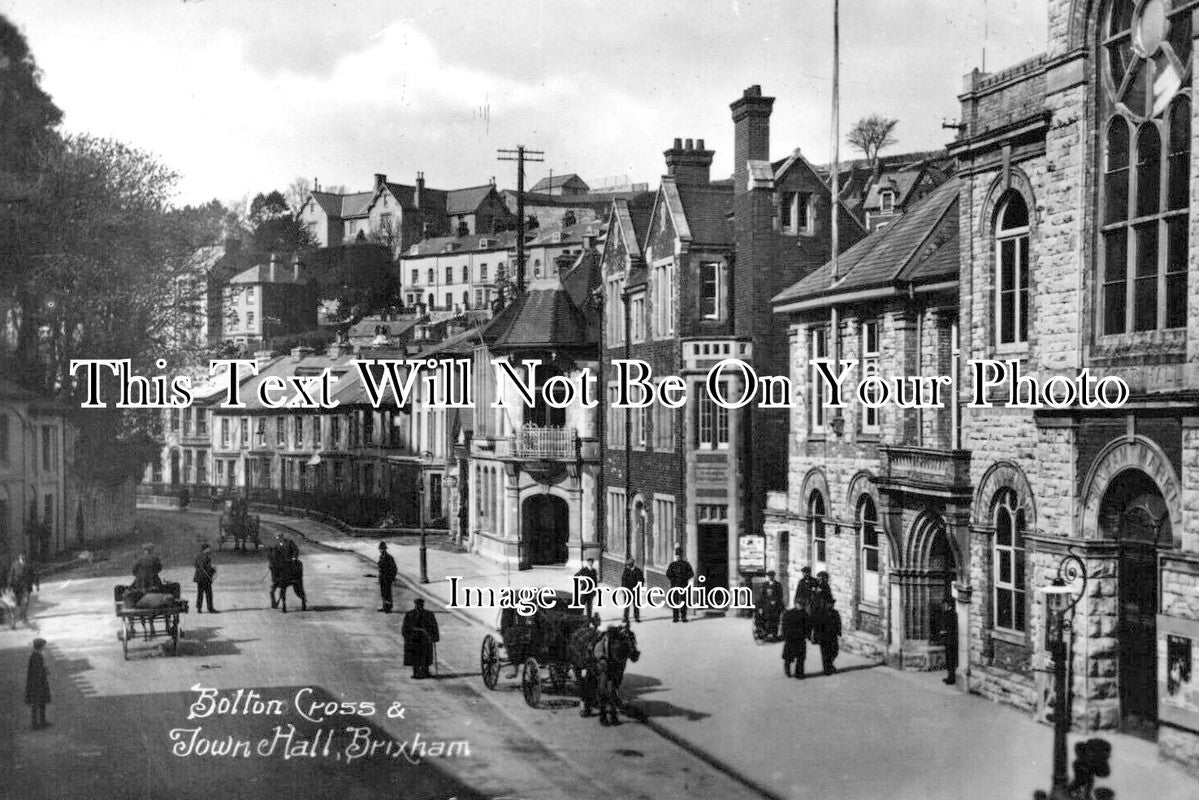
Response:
[768,0,1199,771]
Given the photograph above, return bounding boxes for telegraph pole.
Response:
[497,146,545,293]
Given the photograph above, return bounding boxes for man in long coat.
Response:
[817,598,843,675]
[573,558,598,617]
[7,553,37,627]
[131,544,163,592]
[665,548,694,623]
[26,637,50,729]
[377,542,398,613]
[936,597,958,685]
[793,566,820,608]
[268,533,305,612]
[192,543,217,613]
[761,570,785,638]
[402,598,439,679]
[781,604,808,678]
[620,557,645,624]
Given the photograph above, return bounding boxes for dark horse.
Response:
[576,625,639,726]
[268,552,306,612]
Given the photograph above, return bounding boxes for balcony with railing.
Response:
[878,445,972,498]
[473,425,599,463]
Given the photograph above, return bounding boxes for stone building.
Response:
[0,379,67,566]
[600,85,865,592]
[769,0,1199,771]
[221,256,317,349]
[400,231,516,313]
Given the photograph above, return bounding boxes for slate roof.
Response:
[339,192,375,218]
[229,263,308,285]
[445,185,495,215]
[484,278,594,349]
[530,174,589,192]
[773,176,960,307]
[527,221,603,247]
[404,231,517,257]
[675,183,733,246]
[862,169,924,211]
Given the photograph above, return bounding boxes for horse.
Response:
[593,625,640,726]
[568,623,602,717]
[268,553,306,612]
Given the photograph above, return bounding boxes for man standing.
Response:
[268,532,305,612]
[781,603,807,678]
[192,543,217,613]
[818,598,843,675]
[131,544,163,592]
[816,570,835,607]
[402,598,439,679]
[620,557,644,624]
[666,547,694,623]
[25,637,50,730]
[377,542,398,613]
[7,553,37,628]
[937,596,958,685]
[573,558,598,617]
[762,570,785,638]
[793,566,820,607]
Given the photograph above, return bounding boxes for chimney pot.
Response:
[685,138,694,150]
[375,173,387,190]
[697,139,705,150]
[673,137,683,149]
[746,85,762,98]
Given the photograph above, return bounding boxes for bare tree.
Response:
[286,175,311,213]
[848,115,899,172]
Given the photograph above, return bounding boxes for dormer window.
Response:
[879,190,895,213]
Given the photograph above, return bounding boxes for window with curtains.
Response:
[1100,0,1194,335]
[993,490,1027,633]
[995,194,1030,345]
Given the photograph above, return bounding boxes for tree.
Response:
[847,114,899,172]
[285,175,311,213]
[0,14,62,183]
[248,189,314,253]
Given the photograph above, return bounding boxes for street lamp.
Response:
[1037,552,1088,800]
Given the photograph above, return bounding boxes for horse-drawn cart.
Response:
[218,496,261,551]
[479,592,591,707]
[114,583,188,660]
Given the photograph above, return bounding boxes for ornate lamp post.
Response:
[1037,552,1087,800]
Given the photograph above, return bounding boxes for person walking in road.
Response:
[268,532,306,612]
[25,637,50,729]
[402,598,439,679]
[377,542,398,613]
[131,543,164,592]
[573,558,598,617]
[192,543,217,613]
[937,596,958,685]
[818,598,843,675]
[781,603,807,678]
[666,548,694,623]
[7,553,37,628]
[620,557,644,624]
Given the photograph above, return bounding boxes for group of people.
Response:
[572,548,697,623]
[766,566,842,679]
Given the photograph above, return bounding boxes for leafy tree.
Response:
[0,14,62,183]
[285,175,311,213]
[848,114,899,172]
[248,189,313,253]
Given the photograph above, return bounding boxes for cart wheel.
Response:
[549,663,571,691]
[480,635,501,690]
[521,658,541,707]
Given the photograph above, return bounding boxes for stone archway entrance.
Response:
[902,514,958,643]
[522,494,569,566]
[1099,468,1171,739]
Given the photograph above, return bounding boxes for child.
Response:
[26,637,50,729]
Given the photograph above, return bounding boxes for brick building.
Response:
[768,0,1199,771]
[599,85,864,592]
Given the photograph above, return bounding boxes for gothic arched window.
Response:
[995,193,1030,346]
[993,490,1027,633]
[858,495,881,604]
[808,491,827,574]
[1100,0,1194,335]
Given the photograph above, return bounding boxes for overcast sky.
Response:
[5,0,1047,207]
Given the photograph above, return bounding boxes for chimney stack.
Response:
[415,171,425,209]
[730,84,775,190]
[268,253,278,282]
[375,173,387,191]
[664,137,715,186]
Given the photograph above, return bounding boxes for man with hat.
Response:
[620,556,645,624]
[793,565,820,608]
[402,598,439,679]
[131,543,164,592]
[761,570,785,639]
[25,637,50,729]
[573,557,598,618]
[665,547,694,623]
[192,542,217,613]
[377,542,398,613]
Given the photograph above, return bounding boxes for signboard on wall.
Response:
[1159,614,1199,734]
[739,534,766,573]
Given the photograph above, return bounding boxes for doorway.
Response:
[522,495,569,566]
[697,523,729,591]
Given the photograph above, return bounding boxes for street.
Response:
[0,510,759,800]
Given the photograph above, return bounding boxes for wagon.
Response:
[218,496,261,551]
[479,591,592,707]
[114,583,188,660]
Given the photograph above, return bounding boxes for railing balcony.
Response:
[511,424,575,459]
[878,445,972,497]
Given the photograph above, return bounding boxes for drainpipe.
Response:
[951,318,961,450]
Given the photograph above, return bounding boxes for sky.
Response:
[3,0,1049,207]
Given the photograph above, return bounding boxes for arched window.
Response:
[808,491,827,573]
[993,490,1027,634]
[858,495,881,604]
[1100,0,1194,335]
[995,193,1030,346]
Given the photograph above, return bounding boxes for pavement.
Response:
[255,511,1199,800]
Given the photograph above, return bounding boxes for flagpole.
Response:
[830,0,840,283]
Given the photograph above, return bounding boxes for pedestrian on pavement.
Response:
[402,598,439,679]
[377,542,398,613]
[7,553,37,628]
[937,596,958,685]
[573,558,598,618]
[816,570,835,607]
[761,570,785,638]
[666,548,694,623]
[793,566,820,608]
[25,637,50,730]
[620,557,644,624]
[781,603,807,678]
[131,543,164,592]
[192,543,218,613]
[818,598,842,675]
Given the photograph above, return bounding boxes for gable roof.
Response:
[445,185,495,215]
[675,183,733,247]
[403,230,517,258]
[530,173,589,192]
[772,176,961,311]
[483,278,594,349]
[862,168,925,211]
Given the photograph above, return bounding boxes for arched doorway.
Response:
[903,514,958,643]
[522,495,569,566]
[1099,469,1171,739]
